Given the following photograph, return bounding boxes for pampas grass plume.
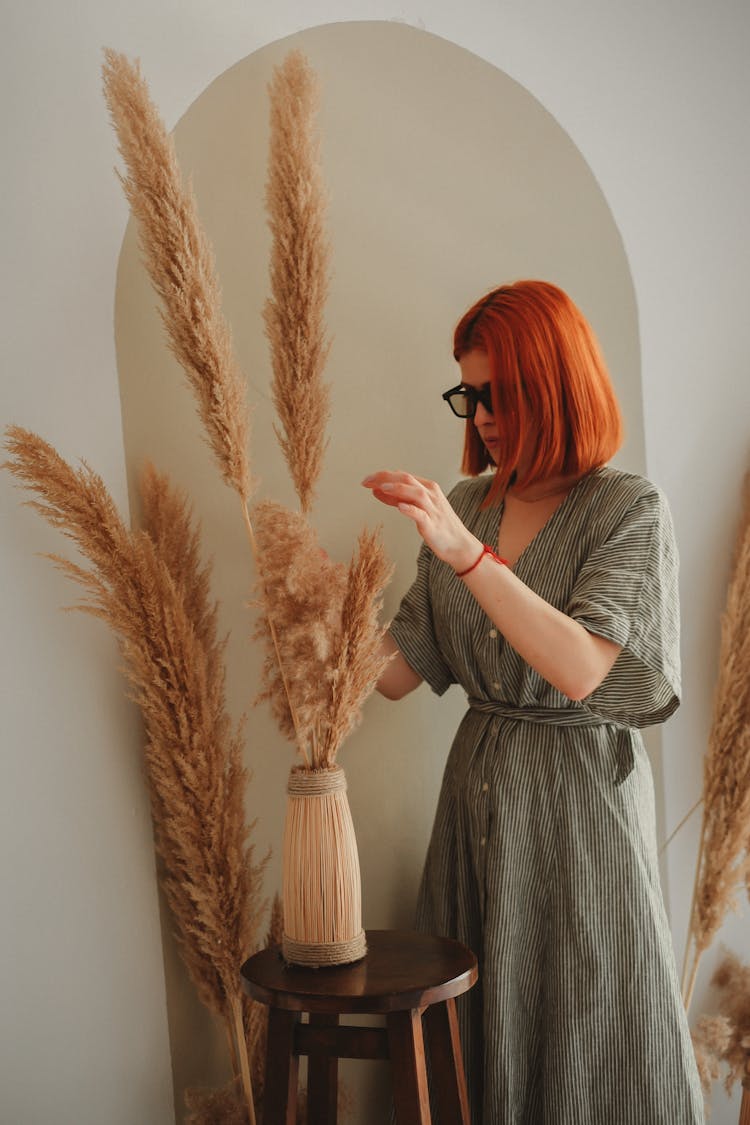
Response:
[3,427,266,1122]
[683,473,750,1007]
[102,49,253,501]
[691,950,750,1107]
[252,502,392,768]
[264,50,331,514]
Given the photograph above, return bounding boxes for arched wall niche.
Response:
[115,19,646,1120]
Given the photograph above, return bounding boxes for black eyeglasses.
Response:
[442,383,494,419]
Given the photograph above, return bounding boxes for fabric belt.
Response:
[467,698,635,785]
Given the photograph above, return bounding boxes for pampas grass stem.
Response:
[230,994,257,1125]
[682,814,707,1007]
[659,797,703,858]
[741,1086,750,1125]
[682,472,750,1010]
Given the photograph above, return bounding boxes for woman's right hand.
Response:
[362,470,480,574]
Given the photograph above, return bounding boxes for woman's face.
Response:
[458,348,538,476]
[458,350,500,464]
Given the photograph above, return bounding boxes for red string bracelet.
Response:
[455,543,509,578]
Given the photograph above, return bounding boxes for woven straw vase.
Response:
[281,765,367,967]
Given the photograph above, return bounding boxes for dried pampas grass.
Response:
[264,50,331,514]
[259,53,393,770]
[185,894,285,1123]
[320,527,395,766]
[692,1015,733,1099]
[710,952,750,1092]
[102,49,252,501]
[102,39,388,982]
[103,46,392,769]
[101,40,302,768]
[252,503,392,768]
[252,501,348,755]
[185,1086,250,1125]
[683,474,750,1008]
[692,951,750,1101]
[186,1073,354,1124]
[265,891,284,948]
[6,42,385,1123]
[3,427,265,1124]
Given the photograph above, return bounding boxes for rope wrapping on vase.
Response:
[287,765,346,797]
[281,931,367,968]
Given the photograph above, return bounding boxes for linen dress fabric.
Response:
[389,466,703,1125]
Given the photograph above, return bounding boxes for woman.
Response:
[362,281,702,1124]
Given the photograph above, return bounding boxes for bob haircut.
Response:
[453,280,624,506]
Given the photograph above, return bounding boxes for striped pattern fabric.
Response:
[389,467,703,1125]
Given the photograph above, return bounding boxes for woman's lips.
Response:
[482,435,499,461]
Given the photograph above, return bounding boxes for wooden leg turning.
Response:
[387,1008,432,1125]
[307,1012,339,1125]
[423,998,471,1124]
[263,1008,300,1125]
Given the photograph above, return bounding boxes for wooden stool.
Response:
[240,928,478,1124]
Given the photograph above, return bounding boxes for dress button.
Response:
[489,629,497,639]
[482,782,489,793]
[480,836,487,847]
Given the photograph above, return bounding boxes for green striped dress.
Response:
[389,466,703,1125]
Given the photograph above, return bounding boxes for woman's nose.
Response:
[473,400,493,426]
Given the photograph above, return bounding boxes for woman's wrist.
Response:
[454,542,509,578]
[443,535,482,575]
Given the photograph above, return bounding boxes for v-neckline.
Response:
[486,470,595,573]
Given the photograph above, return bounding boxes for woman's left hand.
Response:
[362,471,480,572]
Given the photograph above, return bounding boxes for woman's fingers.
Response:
[363,472,451,529]
[363,472,435,510]
[362,470,422,491]
[395,500,426,525]
[365,473,444,543]
[371,486,405,509]
[363,469,479,567]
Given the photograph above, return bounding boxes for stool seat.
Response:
[240,929,478,1124]
[242,928,477,1013]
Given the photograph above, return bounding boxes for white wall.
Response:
[2,2,748,1123]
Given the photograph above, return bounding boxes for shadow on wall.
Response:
[114,19,642,1123]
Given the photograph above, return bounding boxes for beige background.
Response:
[3,3,749,1123]
[115,22,644,1119]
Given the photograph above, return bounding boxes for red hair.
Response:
[453,280,624,505]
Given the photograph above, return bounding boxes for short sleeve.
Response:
[567,486,681,727]
[389,542,456,696]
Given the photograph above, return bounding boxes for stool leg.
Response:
[387,1008,432,1125]
[263,1008,300,1125]
[423,998,471,1124]
[307,1012,338,1125]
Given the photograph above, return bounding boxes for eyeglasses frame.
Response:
[441,383,495,419]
